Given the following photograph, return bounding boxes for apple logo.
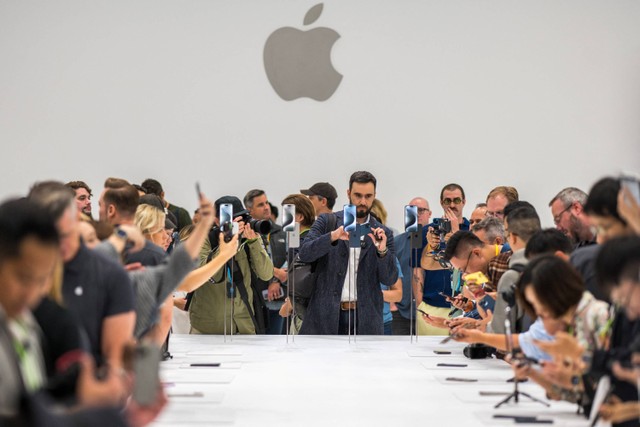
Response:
[263,3,342,101]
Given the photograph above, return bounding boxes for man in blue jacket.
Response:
[298,171,398,335]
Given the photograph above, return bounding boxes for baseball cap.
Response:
[214,196,247,218]
[139,194,177,229]
[300,182,338,201]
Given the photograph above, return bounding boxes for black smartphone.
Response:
[438,292,452,300]
[417,308,429,317]
[434,350,451,355]
[132,343,161,406]
[190,363,221,367]
[445,377,477,382]
[195,182,202,199]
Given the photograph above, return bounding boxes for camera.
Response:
[463,343,493,359]
[238,212,272,234]
[208,221,234,249]
[432,218,451,251]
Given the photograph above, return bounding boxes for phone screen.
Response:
[621,175,640,204]
[282,204,296,232]
[343,204,357,232]
[220,203,233,225]
[404,205,419,233]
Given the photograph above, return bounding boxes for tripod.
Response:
[494,371,550,408]
[495,307,549,408]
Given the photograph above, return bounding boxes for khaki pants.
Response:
[416,302,451,335]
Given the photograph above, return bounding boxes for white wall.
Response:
[1,0,639,230]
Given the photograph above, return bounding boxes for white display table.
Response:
[153,334,590,426]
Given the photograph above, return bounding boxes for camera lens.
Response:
[250,219,271,234]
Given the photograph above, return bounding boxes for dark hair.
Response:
[440,183,465,202]
[516,255,584,319]
[141,178,163,196]
[65,180,92,196]
[282,194,316,228]
[103,185,140,219]
[28,181,76,222]
[595,235,640,292]
[505,206,541,242]
[244,189,266,209]
[325,196,336,209]
[269,203,278,219]
[443,231,483,261]
[584,177,625,224]
[504,201,535,219]
[0,198,59,262]
[133,184,146,194]
[349,171,377,190]
[525,229,573,258]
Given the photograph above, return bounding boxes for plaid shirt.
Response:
[486,251,512,291]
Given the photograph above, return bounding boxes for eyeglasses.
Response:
[442,197,463,206]
[417,207,431,214]
[553,205,572,225]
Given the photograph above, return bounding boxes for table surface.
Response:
[153,334,591,426]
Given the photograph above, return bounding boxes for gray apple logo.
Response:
[263,3,342,101]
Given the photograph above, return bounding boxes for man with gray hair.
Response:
[549,187,596,248]
[472,217,506,246]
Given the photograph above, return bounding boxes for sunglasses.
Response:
[442,197,463,206]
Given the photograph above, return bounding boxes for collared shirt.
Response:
[8,314,45,392]
[487,251,512,291]
[518,318,554,361]
[341,216,370,302]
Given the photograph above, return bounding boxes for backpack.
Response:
[287,213,337,301]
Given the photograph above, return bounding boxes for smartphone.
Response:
[287,223,300,248]
[445,377,478,382]
[417,308,429,317]
[463,271,490,285]
[262,288,285,300]
[504,316,514,354]
[620,175,640,204]
[132,342,162,406]
[282,204,296,232]
[404,205,419,233]
[220,203,233,226]
[195,182,202,199]
[438,292,452,300]
[343,204,357,233]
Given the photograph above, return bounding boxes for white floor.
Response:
[153,334,591,426]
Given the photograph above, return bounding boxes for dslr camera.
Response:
[237,212,272,235]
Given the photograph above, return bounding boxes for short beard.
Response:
[356,207,370,219]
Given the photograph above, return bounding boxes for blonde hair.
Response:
[134,205,165,236]
[371,199,388,225]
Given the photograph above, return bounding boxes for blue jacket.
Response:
[298,212,398,335]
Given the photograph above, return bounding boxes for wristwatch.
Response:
[115,226,128,241]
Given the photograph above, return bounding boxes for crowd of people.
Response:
[1,171,639,426]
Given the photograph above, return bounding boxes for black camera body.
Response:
[208,221,234,249]
[238,212,272,235]
[432,217,451,251]
[463,343,493,359]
